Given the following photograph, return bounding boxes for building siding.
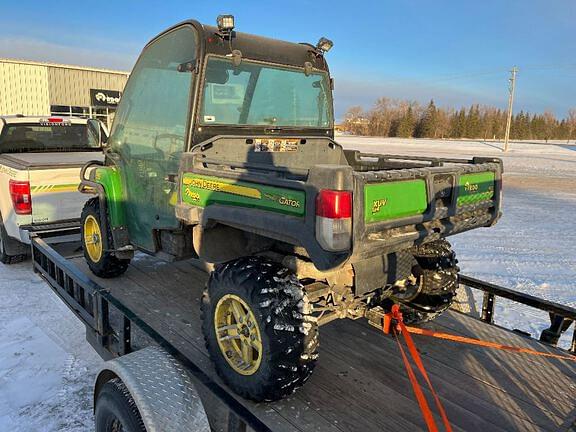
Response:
[47,67,128,106]
[0,62,50,115]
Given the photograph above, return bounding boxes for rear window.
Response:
[0,122,100,153]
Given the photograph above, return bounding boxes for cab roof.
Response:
[151,19,330,73]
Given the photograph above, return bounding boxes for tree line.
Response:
[343,98,576,141]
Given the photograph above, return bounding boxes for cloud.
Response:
[0,37,137,71]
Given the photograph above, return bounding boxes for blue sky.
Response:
[0,1,574,120]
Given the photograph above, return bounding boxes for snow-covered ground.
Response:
[0,136,574,431]
[0,259,103,431]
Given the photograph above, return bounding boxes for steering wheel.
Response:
[153,133,186,163]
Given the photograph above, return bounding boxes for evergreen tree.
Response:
[465,105,481,138]
[396,106,416,138]
[417,99,438,138]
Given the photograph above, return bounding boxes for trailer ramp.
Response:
[32,238,576,432]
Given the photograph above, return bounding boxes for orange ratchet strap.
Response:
[387,305,453,432]
[383,304,576,432]
[404,326,576,362]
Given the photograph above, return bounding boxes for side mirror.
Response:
[87,119,106,148]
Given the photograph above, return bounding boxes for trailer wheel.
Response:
[396,239,459,324]
[95,378,145,432]
[0,222,26,264]
[81,198,129,278]
[201,256,318,402]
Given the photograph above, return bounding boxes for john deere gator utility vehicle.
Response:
[79,15,503,401]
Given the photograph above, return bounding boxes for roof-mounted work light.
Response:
[316,37,333,53]
[217,14,235,34]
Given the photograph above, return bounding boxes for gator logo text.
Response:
[264,193,301,208]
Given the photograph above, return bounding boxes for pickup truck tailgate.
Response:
[7,152,102,224]
[28,168,87,223]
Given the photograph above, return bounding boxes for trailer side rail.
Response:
[459,274,576,354]
[30,236,271,432]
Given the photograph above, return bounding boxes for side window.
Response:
[110,26,197,164]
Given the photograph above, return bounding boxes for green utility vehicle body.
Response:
[79,17,502,401]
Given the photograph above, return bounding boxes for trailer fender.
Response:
[94,346,210,432]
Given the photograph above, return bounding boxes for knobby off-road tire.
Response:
[201,256,319,402]
[0,222,25,264]
[95,378,146,432]
[81,198,129,278]
[397,239,459,324]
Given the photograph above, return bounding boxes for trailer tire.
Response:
[81,198,129,278]
[201,256,318,402]
[396,240,459,324]
[0,223,26,265]
[95,378,145,432]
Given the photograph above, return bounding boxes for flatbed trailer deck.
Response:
[31,237,576,432]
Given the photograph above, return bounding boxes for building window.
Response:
[50,105,116,129]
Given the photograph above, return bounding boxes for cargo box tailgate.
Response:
[353,159,502,257]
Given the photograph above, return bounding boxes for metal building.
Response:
[0,58,129,128]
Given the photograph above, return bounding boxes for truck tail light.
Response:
[315,190,352,251]
[9,180,32,215]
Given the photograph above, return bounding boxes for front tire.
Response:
[81,198,129,278]
[95,378,145,432]
[201,257,319,402]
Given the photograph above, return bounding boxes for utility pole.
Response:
[503,66,518,152]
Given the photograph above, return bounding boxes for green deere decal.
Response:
[364,179,428,223]
[181,174,305,216]
[457,172,495,206]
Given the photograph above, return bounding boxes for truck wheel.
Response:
[201,256,319,402]
[81,198,129,278]
[396,240,459,324]
[95,378,145,432]
[0,223,26,265]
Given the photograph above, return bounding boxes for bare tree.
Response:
[568,108,576,143]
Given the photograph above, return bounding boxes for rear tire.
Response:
[95,378,145,432]
[81,198,129,278]
[0,223,26,265]
[201,256,318,402]
[395,239,459,324]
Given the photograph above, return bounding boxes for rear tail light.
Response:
[9,180,32,215]
[315,190,352,251]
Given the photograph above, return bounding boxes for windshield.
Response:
[0,122,100,153]
[200,57,333,128]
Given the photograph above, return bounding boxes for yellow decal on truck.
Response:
[31,183,79,194]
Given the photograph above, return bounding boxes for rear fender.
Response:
[94,347,210,432]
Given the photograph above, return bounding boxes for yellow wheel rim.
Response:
[84,215,103,263]
[214,294,263,376]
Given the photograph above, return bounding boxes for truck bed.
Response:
[55,247,576,432]
[0,152,102,169]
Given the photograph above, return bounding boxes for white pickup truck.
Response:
[0,115,105,263]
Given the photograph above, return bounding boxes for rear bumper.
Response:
[19,219,81,244]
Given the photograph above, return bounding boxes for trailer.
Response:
[30,236,576,432]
